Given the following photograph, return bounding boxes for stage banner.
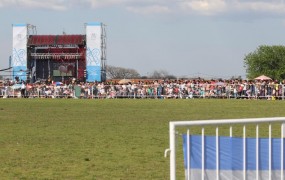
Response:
[86,22,102,82]
[12,24,27,81]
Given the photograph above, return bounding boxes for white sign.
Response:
[12,24,27,67]
[86,23,101,66]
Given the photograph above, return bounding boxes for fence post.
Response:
[169,122,176,180]
[4,87,7,98]
[280,122,285,179]
[282,84,284,100]
[92,86,94,99]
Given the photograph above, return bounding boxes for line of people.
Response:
[0,79,284,99]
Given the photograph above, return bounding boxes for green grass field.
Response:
[1,99,285,179]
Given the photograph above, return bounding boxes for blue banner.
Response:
[183,135,285,179]
[13,66,27,81]
[86,66,101,82]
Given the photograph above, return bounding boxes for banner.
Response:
[183,135,285,180]
[12,24,27,81]
[86,22,102,82]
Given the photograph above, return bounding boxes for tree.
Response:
[106,65,140,79]
[244,45,285,80]
[148,70,176,79]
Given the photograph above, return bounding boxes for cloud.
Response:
[126,5,171,14]
[83,0,130,8]
[178,0,285,16]
[179,0,227,15]
[233,1,285,14]
[0,0,70,10]
[1,0,285,17]
[0,0,12,7]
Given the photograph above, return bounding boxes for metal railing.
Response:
[165,117,285,180]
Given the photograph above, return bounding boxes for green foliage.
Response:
[1,99,285,179]
[244,45,285,80]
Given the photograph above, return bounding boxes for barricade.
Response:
[165,117,285,180]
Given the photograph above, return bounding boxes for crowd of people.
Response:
[0,78,285,100]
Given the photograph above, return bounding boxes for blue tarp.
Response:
[183,135,285,170]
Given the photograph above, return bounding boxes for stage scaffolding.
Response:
[11,22,107,83]
[27,35,86,83]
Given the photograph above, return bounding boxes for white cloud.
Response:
[1,0,285,16]
[84,0,126,8]
[0,0,12,7]
[178,0,285,16]
[179,0,227,15]
[0,0,70,10]
[233,1,285,13]
[126,5,171,14]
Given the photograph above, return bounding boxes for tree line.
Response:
[106,65,176,79]
[107,45,285,81]
[244,45,285,81]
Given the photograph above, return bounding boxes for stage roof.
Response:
[28,35,86,46]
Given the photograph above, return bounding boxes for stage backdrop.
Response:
[86,22,102,82]
[12,24,27,81]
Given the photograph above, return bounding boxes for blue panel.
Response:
[231,137,244,170]
[183,135,285,171]
[246,138,256,170]
[13,24,26,27]
[191,135,202,169]
[13,66,27,81]
[185,135,202,169]
[272,138,281,170]
[205,136,216,169]
[182,135,189,169]
[259,138,269,170]
[86,66,101,82]
[86,22,101,26]
[219,136,232,170]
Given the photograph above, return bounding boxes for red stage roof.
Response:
[28,35,85,46]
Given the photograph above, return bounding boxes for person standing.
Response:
[21,82,26,98]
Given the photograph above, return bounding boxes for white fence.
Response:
[165,117,285,180]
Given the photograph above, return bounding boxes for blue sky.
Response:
[1,0,285,79]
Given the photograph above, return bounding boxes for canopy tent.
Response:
[254,75,272,81]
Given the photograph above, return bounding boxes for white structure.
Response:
[12,24,28,81]
[12,24,36,81]
[85,22,107,82]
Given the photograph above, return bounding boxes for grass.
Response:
[1,99,285,179]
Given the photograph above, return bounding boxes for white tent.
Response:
[254,75,272,81]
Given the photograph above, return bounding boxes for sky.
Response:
[1,0,285,79]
